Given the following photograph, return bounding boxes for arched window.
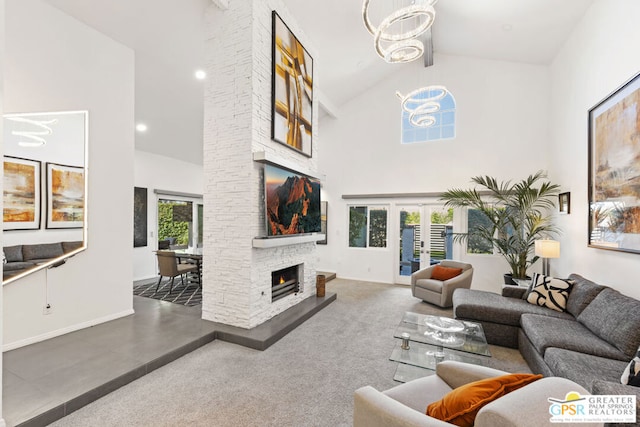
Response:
[400,87,456,144]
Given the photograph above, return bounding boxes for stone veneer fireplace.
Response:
[202,0,321,329]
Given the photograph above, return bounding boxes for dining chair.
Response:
[155,251,199,293]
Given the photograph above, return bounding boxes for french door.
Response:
[395,204,454,285]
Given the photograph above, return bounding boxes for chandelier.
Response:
[396,86,448,128]
[362,0,437,64]
[6,116,58,147]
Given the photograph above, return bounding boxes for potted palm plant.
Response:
[440,171,560,284]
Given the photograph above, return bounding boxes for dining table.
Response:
[173,249,203,286]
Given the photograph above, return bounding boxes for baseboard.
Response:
[336,275,395,285]
[2,308,135,352]
[133,274,157,283]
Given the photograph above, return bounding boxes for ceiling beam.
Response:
[423,28,433,67]
[210,0,229,10]
[318,88,340,120]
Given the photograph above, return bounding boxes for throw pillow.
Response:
[427,373,542,427]
[431,265,463,281]
[526,273,573,312]
[621,346,640,387]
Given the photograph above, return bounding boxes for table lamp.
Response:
[535,239,560,276]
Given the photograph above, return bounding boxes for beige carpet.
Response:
[50,279,529,427]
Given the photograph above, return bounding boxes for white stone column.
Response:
[203,0,320,329]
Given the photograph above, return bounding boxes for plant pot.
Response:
[503,274,531,286]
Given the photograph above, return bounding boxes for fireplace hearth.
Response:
[271,265,300,302]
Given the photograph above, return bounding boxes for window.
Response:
[197,204,204,247]
[349,206,388,248]
[401,88,456,144]
[467,208,494,255]
[157,196,203,249]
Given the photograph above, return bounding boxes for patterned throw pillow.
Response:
[526,273,573,312]
[621,346,640,386]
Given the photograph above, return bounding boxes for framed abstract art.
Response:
[588,72,640,253]
[3,156,41,230]
[271,11,313,157]
[46,162,85,229]
[559,192,570,215]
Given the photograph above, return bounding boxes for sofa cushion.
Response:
[431,265,462,281]
[4,245,23,263]
[621,346,640,386]
[521,314,628,361]
[22,243,64,262]
[545,347,629,392]
[426,373,542,427]
[578,288,640,358]
[62,241,83,253]
[3,261,35,271]
[414,279,443,293]
[565,274,607,317]
[526,273,572,312]
[454,289,572,327]
[501,285,527,299]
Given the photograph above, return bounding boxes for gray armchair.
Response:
[411,260,473,307]
[354,361,601,427]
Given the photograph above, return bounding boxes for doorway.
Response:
[395,205,454,285]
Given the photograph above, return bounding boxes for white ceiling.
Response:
[43,0,594,165]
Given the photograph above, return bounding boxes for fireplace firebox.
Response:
[271,265,300,302]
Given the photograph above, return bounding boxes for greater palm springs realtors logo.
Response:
[548,392,636,423]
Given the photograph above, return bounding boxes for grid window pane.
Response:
[401,90,456,144]
[349,206,367,248]
[369,208,388,248]
[467,209,494,254]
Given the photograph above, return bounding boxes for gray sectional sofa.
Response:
[453,274,640,425]
[3,241,83,279]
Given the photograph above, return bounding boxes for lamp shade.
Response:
[535,239,560,258]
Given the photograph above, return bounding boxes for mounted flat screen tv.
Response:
[264,163,321,237]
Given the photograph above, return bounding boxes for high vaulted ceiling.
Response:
[43,0,594,165]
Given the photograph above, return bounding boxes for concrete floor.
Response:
[3,288,336,427]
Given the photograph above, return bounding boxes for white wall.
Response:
[548,0,640,299]
[317,54,550,293]
[133,150,203,281]
[0,0,5,423]
[2,0,135,349]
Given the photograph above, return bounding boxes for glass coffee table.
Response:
[390,312,491,382]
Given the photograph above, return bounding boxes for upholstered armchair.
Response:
[411,260,473,308]
[354,361,601,427]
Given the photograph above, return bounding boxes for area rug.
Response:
[133,278,202,307]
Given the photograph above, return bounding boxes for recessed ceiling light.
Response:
[502,24,513,31]
[136,123,148,132]
[195,69,207,80]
